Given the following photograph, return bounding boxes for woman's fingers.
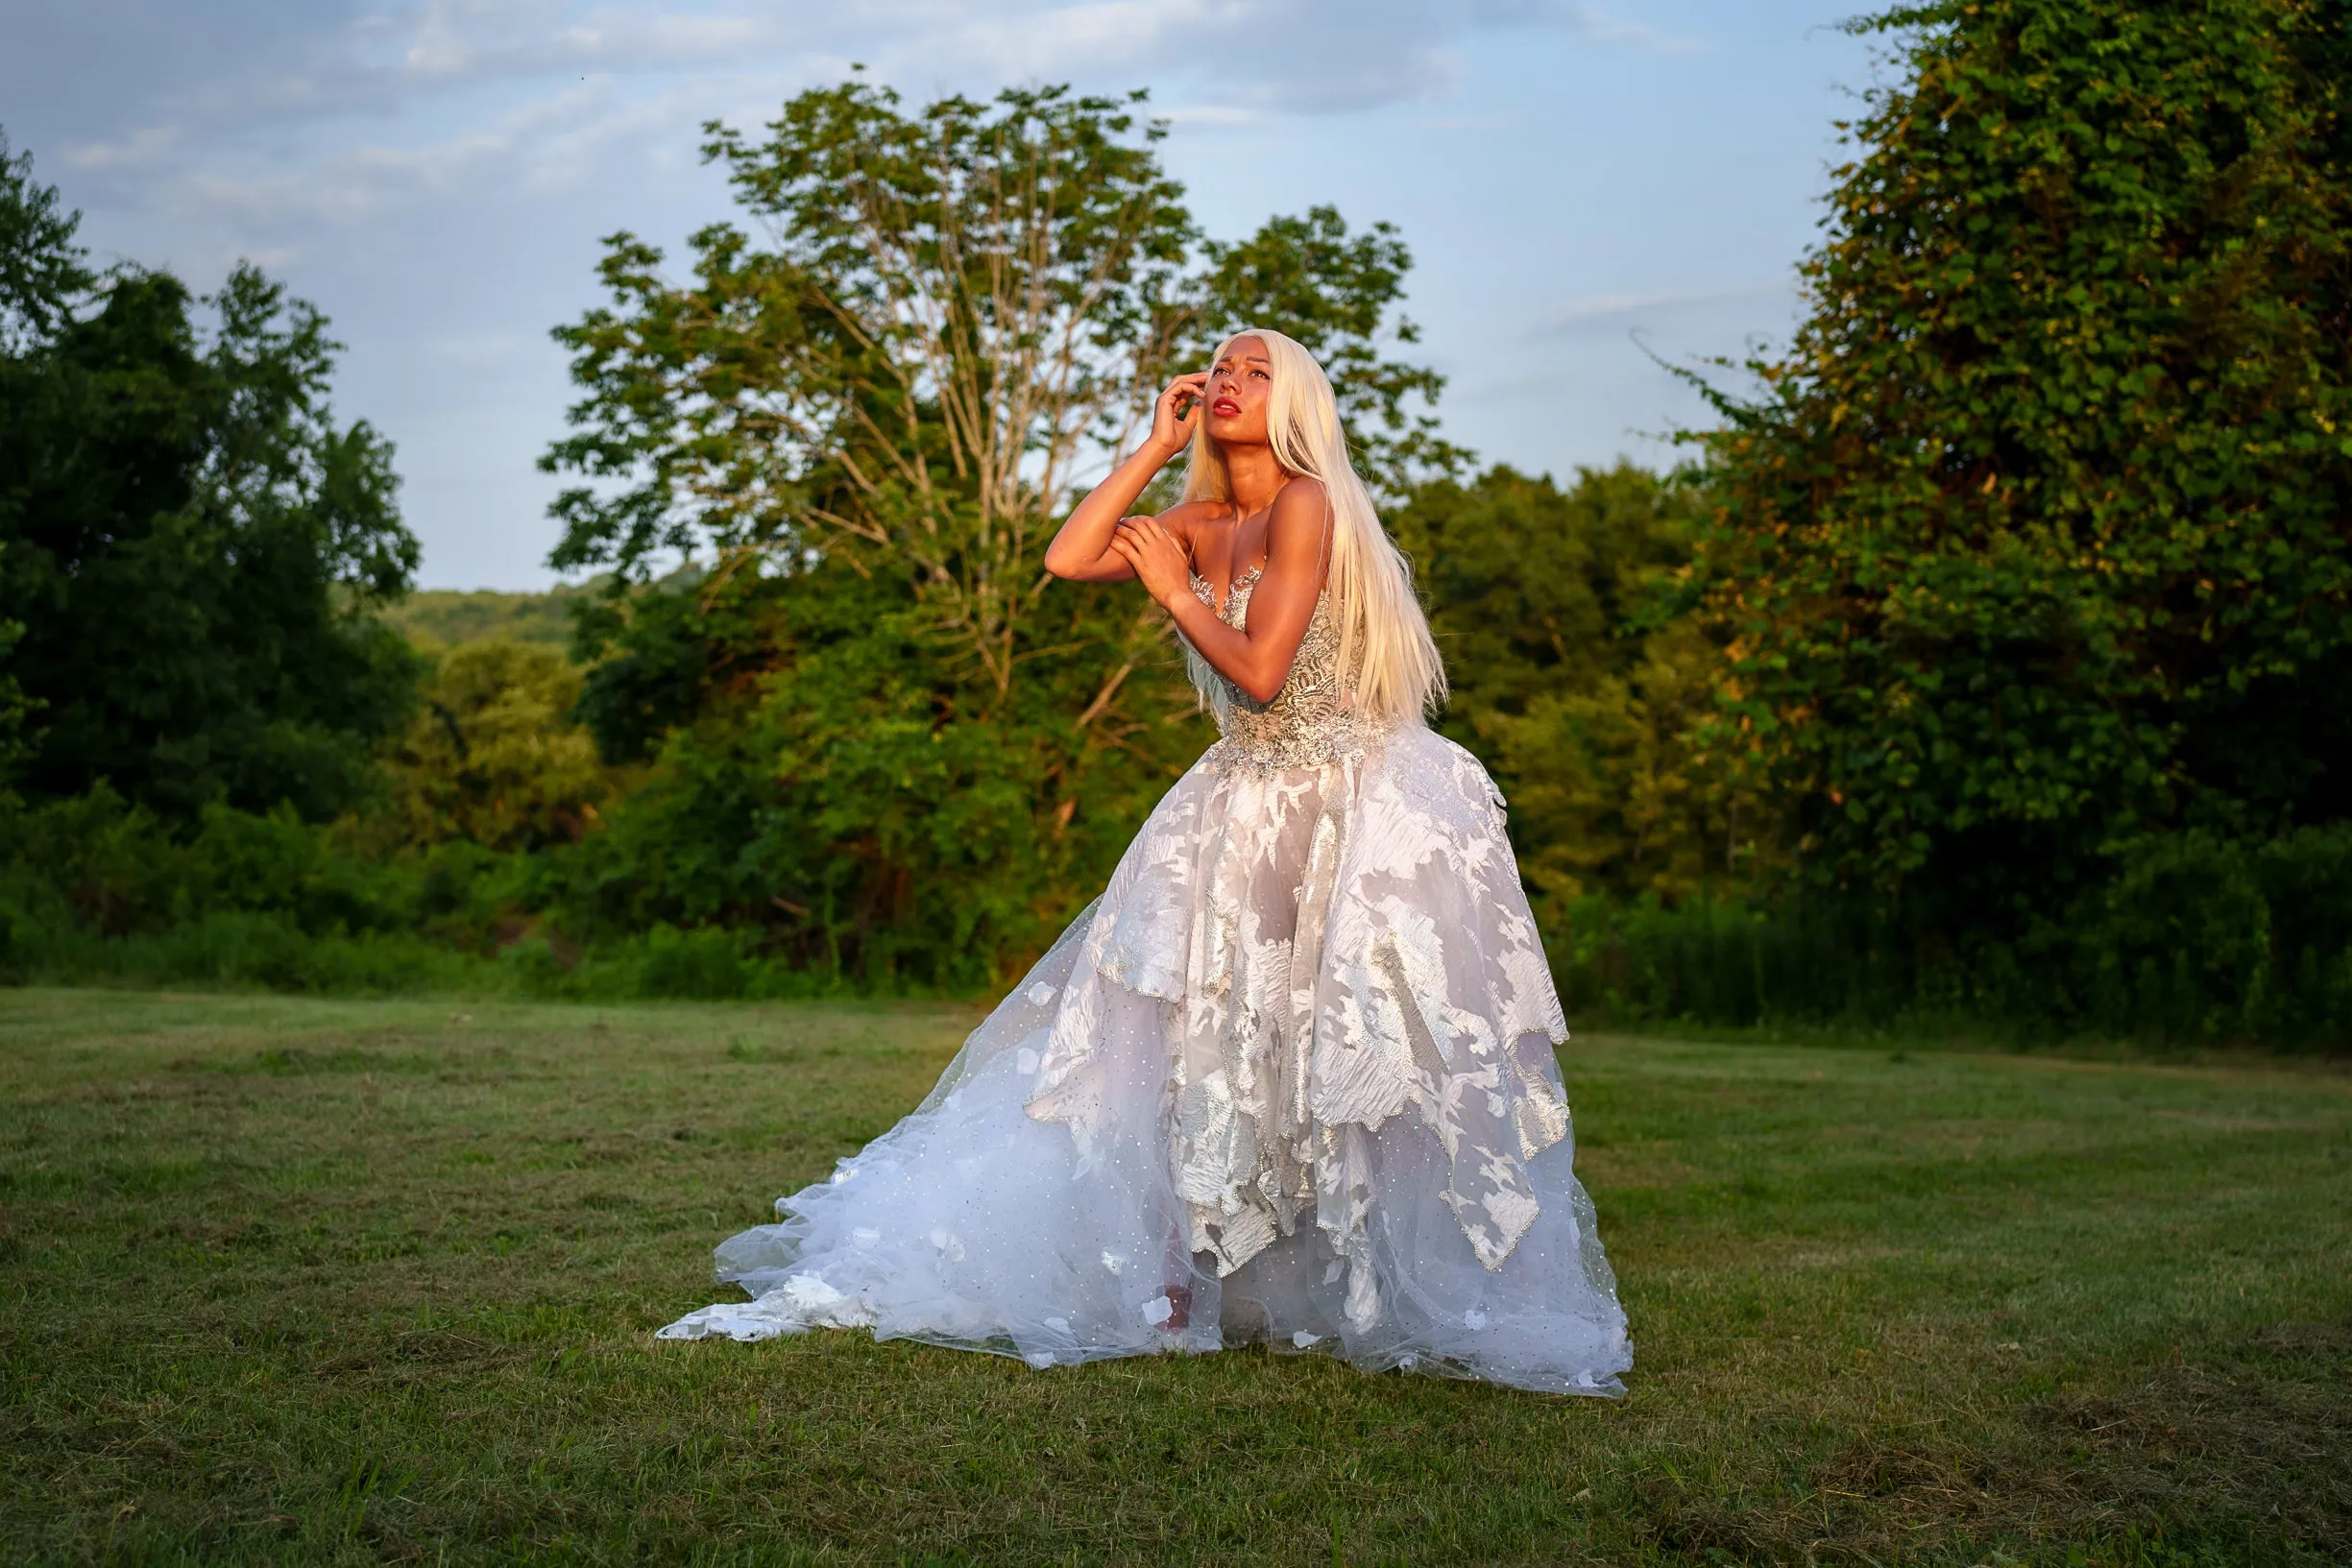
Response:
[1110,515,1185,587]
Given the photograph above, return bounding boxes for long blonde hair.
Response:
[1178,327,1445,725]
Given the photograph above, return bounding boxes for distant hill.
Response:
[383,586,588,654]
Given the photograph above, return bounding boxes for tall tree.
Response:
[0,133,85,802]
[0,132,89,354]
[1394,464,1775,920]
[1690,0,2352,937]
[544,81,1453,984]
[0,134,420,822]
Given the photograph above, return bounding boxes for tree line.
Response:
[5,0,2349,1046]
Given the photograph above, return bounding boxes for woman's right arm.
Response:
[1043,372,1209,581]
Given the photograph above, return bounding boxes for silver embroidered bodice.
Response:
[1186,565,1385,775]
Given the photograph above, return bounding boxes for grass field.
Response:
[1,989,2345,1565]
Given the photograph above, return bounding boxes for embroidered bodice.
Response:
[1186,564,1385,776]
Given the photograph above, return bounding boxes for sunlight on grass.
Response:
[1,989,2345,1564]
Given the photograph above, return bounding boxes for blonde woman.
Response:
[662,331,1632,1396]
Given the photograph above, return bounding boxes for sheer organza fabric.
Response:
[658,725,1633,1397]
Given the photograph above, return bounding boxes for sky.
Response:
[1,1,1888,591]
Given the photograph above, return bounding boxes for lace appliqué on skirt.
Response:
[1026,567,1592,1326]
[1028,732,1573,1301]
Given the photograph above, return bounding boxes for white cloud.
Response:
[169,78,659,229]
[44,0,1705,158]
[1556,4,1708,55]
[12,0,1731,244]
[1161,106,1267,128]
[1537,284,1786,335]
[395,0,822,82]
[61,126,183,173]
[1471,0,1708,54]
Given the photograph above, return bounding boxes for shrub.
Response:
[1559,828,2352,1050]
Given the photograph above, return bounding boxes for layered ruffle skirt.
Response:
[659,725,1632,1396]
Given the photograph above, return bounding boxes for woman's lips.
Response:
[1211,398,1240,416]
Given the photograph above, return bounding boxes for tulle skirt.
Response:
[659,725,1632,1396]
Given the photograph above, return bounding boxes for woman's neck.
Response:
[1223,443,1291,517]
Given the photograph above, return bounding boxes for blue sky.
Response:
[2,1,1886,589]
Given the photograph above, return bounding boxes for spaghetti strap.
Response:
[1310,479,1335,593]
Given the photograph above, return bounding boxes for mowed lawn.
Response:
[1,990,2345,1566]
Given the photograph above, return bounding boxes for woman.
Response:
[660,329,1632,1396]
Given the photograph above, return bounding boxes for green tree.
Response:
[0,133,84,806]
[1689,0,2352,941]
[0,132,89,354]
[372,640,611,854]
[0,604,33,806]
[0,135,421,823]
[1394,465,1775,921]
[544,81,1452,984]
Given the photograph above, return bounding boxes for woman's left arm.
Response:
[1110,478,1330,704]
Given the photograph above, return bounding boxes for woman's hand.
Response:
[1107,515,1192,607]
[1147,372,1210,457]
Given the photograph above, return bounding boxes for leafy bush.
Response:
[2054,829,2352,1047]
[369,639,614,855]
[0,785,533,953]
[0,788,879,1001]
[1564,828,2352,1050]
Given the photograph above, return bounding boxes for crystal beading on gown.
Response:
[658,561,1634,1396]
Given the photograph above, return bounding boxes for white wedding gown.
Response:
[660,567,1633,1396]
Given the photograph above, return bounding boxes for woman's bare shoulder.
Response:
[1267,476,1330,537]
[1151,499,1233,544]
[1272,475,1327,511]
